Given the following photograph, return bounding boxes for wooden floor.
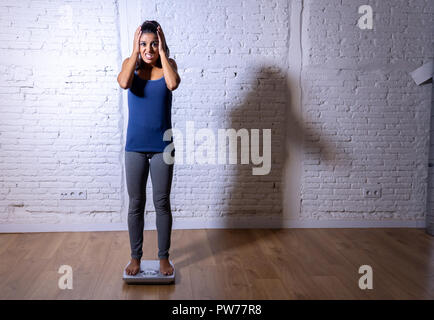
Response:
[0,228,433,299]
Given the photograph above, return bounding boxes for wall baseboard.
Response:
[0,216,426,233]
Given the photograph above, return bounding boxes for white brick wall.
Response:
[0,0,123,225]
[139,0,288,220]
[300,0,433,221]
[0,0,432,231]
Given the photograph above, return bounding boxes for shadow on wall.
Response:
[221,63,340,226]
[221,64,287,226]
[172,64,341,272]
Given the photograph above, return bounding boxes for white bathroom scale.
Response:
[122,260,175,284]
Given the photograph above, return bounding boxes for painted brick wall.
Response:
[0,0,290,227]
[0,0,123,224]
[300,0,433,221]
[0,0,432,230]
[143,0,289,219]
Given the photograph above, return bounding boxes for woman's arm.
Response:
[117,26,141,89]
[117,53,138,89]
[160,52,181,91]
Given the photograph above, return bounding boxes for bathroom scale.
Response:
[122,260,175,284]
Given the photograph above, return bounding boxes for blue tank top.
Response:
[125,70,174,152]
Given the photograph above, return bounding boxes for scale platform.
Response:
[123,260,175,284]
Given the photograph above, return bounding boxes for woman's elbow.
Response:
[169,78,181,91]
[117,78,129,90]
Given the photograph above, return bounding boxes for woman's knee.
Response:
[153,194,171,212]
[128,197,146,212]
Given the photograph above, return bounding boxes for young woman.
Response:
[117,20,181,276]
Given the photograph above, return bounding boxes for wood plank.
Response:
[0,228,432,299]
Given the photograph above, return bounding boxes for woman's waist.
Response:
[127,121,172,131]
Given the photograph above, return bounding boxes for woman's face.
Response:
[139,32,159,65]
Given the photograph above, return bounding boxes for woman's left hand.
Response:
[157,25,167,55]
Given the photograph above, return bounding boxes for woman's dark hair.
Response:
[135,20,170,71]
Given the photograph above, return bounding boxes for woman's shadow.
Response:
[172,64,341,275]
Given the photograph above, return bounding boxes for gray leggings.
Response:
[125,151,174,260]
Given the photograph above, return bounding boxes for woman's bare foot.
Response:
[126,258,141,275]
[159,258,174,275]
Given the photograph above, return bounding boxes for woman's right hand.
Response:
[132,25,142,56]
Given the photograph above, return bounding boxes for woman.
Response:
[117,20,181,276]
